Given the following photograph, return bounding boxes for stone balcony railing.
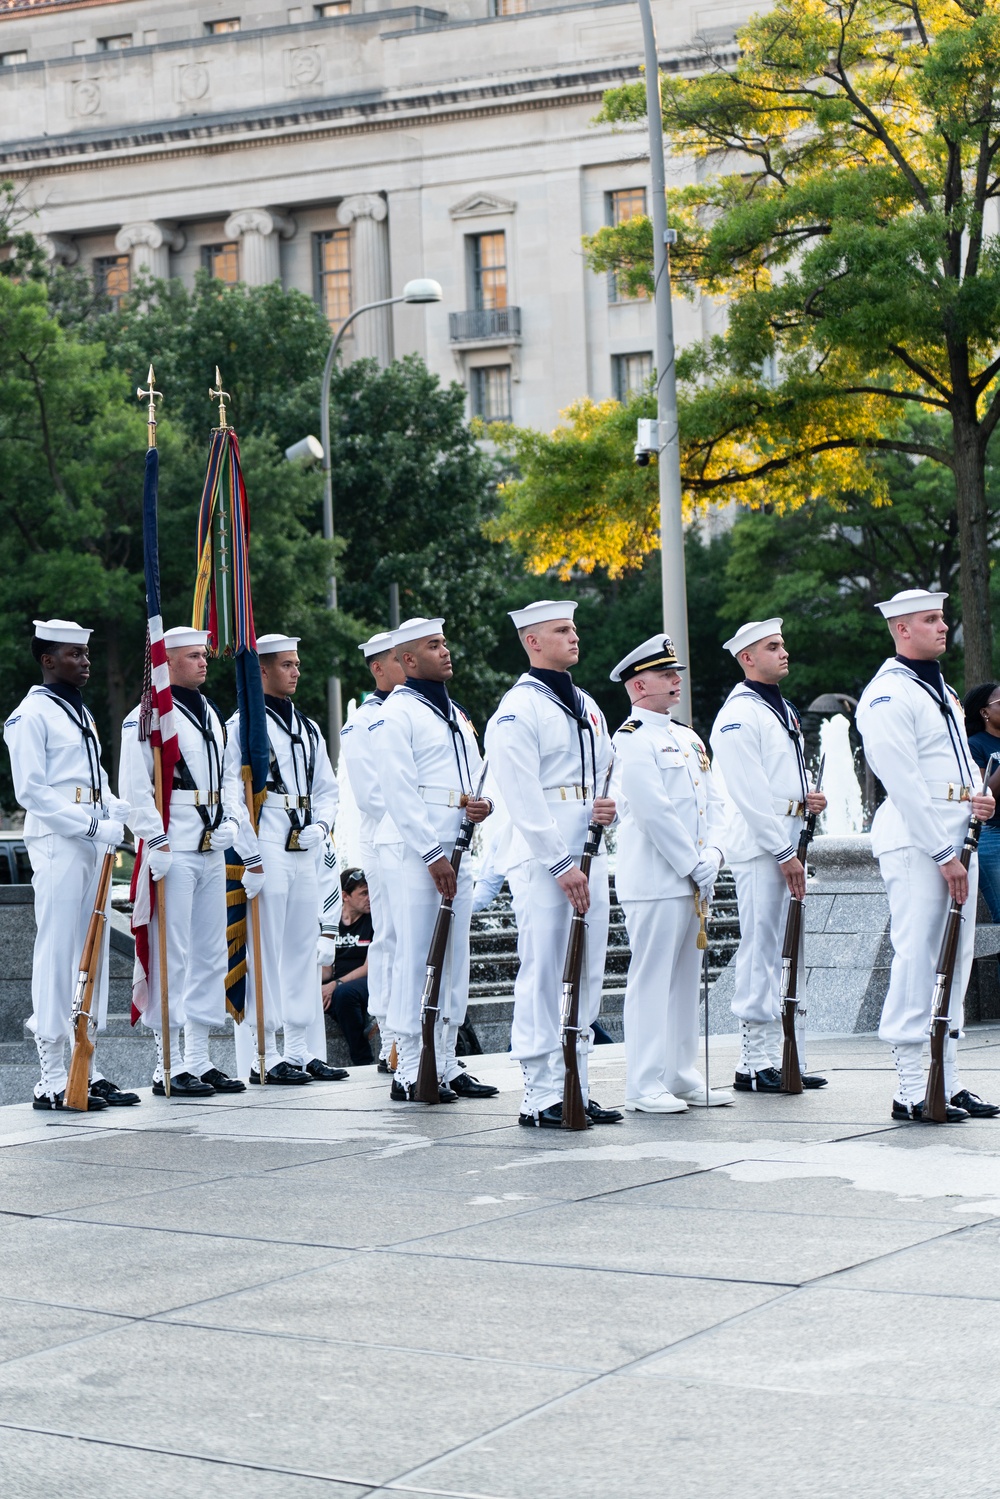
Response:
[448,306,522,343]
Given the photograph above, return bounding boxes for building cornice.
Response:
[0,61,661,174]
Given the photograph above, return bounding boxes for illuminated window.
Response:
[98,35,132,50]
[315,2,351,13]
[1,51,28,66]
[469,232,507,311]
[206,18,241,33]
[202,243,240,284]
[492,0,526,13]
[612,352,652,401]
[315,229,351,327]
[607,188,648,302]
[470,365,512,422]
[94,254,131,308]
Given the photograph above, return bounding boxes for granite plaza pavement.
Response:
[2,1030,1000,1499]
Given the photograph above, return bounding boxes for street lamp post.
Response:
[637,0,691,720]
[319,278,443,759]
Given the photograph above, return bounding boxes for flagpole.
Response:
[209,370,268,1087]
[138,366,171,1099]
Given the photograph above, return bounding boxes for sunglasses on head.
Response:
[342,868,368,894]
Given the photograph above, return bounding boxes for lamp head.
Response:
[402,278,443,304]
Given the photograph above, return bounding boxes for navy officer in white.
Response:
[856,589,998,1121]
[611,634,734,1111]
[710,619,828,1092]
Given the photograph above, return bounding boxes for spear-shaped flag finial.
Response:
[209,365,230,429]
[137,363,163,449]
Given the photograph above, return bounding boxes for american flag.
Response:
[129,445,180,1022]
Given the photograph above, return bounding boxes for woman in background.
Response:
[963,683,1000,929]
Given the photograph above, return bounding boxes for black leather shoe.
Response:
[153,1072,215,1098]
[801,1074,828,1089]
[377,1058,391,1074]
[200,1068,246,1094]
[950,1089,1000,1118]
[305,1058,349,1081]
[892,1098,970,1123]
[449,1071,499,1098]
[390,1077,457,1103]
[32,1089,108,1111]
[733,1067,783,1092]
[518,1102,592,1129]
[89,1077,141,1106]
[586,1098,623,1123]
[249,1061,311,1085]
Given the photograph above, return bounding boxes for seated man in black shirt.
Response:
[322,869,375,1065]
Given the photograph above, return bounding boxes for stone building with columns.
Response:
[0,0,747,428]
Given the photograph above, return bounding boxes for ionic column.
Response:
[37,234,79,267]
[115,221,185,281]
[337,194,392,365]
[224,208,296,286]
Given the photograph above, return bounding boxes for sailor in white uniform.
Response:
[371,617,498,1102]
[485,600,621,1128]
[119,627,246,1098]
[610,635,734,1112]
[3,619,135,1110]
[339,630,406,1071]
[226,633,346,1085]
[856,589,998,1121]
[710,619,828,1092]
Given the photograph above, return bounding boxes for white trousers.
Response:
[235,841,322,1072]
[730,856,789,1024]
[145,851,228,1034]
[878,845,978,1045]
[26,833,110,1045]
[382,840,471,1086]
[508,855,609,1109]
[361,837,395,1032]
[621,896,704,1100]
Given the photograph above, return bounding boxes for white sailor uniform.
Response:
[340,690,397,1062]
[612,708,727,1101]
[371,685,483,1088]
[710,683,809,1069]
[119,692,236,1077]
[226,699,339,1074]
[856,658,981,1101]
[3,685,117,1093]
[485,673,612,1114]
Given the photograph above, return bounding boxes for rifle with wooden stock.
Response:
[414,763,489,1104]
[923,754,999,1122]
[561,758,615,1132]
[65,849,115,1112]
[779,755,825,1095]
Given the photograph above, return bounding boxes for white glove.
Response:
[691,853,721,902]
[149,846,173,882]
[242,861,265,900]
[234,821,261,864]
[209,817,240,852]
[109,796,131,824]
[317,934,337,966]
[294,823,327,851]
[96,818,125,848]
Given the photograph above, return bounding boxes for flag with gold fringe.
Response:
[192,423,269,1020]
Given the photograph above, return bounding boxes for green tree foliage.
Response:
[585,0,1000,681]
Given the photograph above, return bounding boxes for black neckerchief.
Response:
[264,693,294,729]
[40,681,102,805]
[892,656,974,784]
[739,679,808,802]
[171,687,223,834]
[402,677,473,791]
[264,694,317,831]
[371,689,390,704]
[896,655,945,699]
[172,684,207,726]
[524,669,597,795]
